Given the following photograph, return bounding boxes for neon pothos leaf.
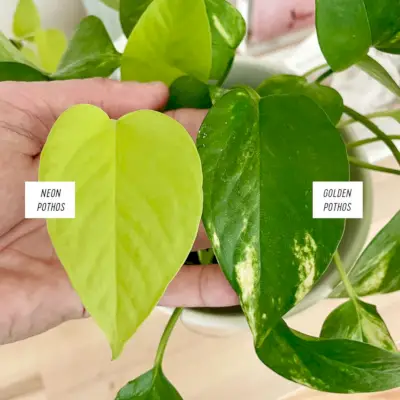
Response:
[53,16,121,80]
[0,61,48,81]
[357,55,400,97]
[257,318,400,393]
[321,299,397,351]
[332,211,400,297]
[197,88,349,346]
[39,105,203,358]
[316,0,400,71]
[121,0,212,85]
[257,74,344,125]
[13,0,41,39]
[116,369,182,399]
[35,28,67,73]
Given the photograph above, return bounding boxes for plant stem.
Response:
[303,63,329,79]
[347,135,400,148]
[153,307,183,371]
[333,252,357,303]
[339,110,399,128]
[315,68,334,83]
[348,156,400,175]
[198,248,215,265]
[344,106,400,167]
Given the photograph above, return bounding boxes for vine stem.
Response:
[303,63,329,79]
[347,135,400,148]
[315,68,334,83]
[348,156,400,176]
[344,106,400,167]
[153,307,183,371]
[333,252,357,303]
[339,110,399,128]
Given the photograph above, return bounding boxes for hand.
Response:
[0,78,237,345]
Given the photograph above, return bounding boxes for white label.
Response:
[25,182,75,219]
[313,182,363,219]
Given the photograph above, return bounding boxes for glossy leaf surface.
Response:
[116,369,182,399]
[35,28,67,73]
[0,61,48,81]
[198,89,349,345]
[53,16,120,80]
[321,299,396,351]
[257,319,400,393]
[120,0,153,38]
[13,0,41,39]
[121,0,212,85]
[257,74,344,124]
[39,106,202,358]
[332,211,400,297]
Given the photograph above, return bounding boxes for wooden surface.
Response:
[0,157,399,400]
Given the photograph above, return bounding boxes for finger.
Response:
[160,264,239,307]
[165,109,208,140]
[192,223,211,251]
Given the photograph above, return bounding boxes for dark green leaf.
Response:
[257,74,344,124]
[204,0,246,82]
[321,298,396,351]
[0,61,49,81]
[257,318,400,393]
[52,16,121,80]
[357,55,400,97]
[116,369,182,399]
[197,88,349,345]
[101,0,119,10]
[120,0,152,38]
[166,76,212,111]
[209,85,229,104]
[332,211,400,297]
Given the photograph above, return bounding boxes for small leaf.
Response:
[121,0,212,85]
[357,55,400,97]
[39,106,203,358]
[120,0,153,38]
[35,28,67,73]
[0,61,48,81]
[331,211,400,297]
[0,32,30,64]
[100,0,119,10]
[20,46,40,66]
[13,0,41,39]
[116,369,182,399]
[198,89,349,345]
[52,16,121,80]
[321,299,397,351]
[257,318,400,393]
[257,74,344,124]
[204,0,246,82]
[166,76,212,111]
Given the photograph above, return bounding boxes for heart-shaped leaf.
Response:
[0,61,48,81]
[332,211,400,297]
[121,0,212,85]
[116,369,182,399]
[257,318,400,393]
[204,0,246,82]
[316,0,400,71]
[257,74,344,125]
[197,88,349,345]
[35,28,67,73]
[52,16,121,80]
[321,298,397,351]
[357,55,400,97]
[166,76,212,111]
[13,0,41,39]
[39,105,203,358]
[120,0,153,38]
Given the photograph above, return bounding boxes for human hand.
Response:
[0,79,237,345]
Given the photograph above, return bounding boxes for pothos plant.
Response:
[1,0,400,397]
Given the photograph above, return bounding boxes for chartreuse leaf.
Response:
[332,211,400,297]
[20,46,40,66]
[316,0,400,71]
[35,28,67,73]
[101,0,119,10]
[120,0,153,38]
[257,318,400,393]
[0,61,48,81]
[121,0,212,85]
[204,0,246,82]
[39,106,202,358]
[13,0,41,39]
[321,298,397,351]
[52,16,121,80]
[197,88,349,346]
[357,55,400,97]
[0,31,30,64]
[257,74,344,125]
